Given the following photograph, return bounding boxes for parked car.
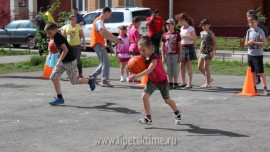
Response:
[81,7,151,48]
[0,20,37,49]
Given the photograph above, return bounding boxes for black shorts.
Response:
[248,55,264,73]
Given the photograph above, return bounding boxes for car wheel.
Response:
[27,37,36,49]
[12,44,21,48]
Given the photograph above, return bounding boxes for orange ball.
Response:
[127,56,147,74]
[49,40,58,53]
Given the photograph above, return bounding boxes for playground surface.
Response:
[0,67,270,152]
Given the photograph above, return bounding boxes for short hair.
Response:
[153,8,159,14]
[69,14,76,20]
[40,7,47,12]
[133,16,141,23]
[44,22,58,31]
[73,8,78,11]
[102,7,112,14]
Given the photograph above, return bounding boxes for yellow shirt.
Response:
[64,24,82,46]
[45,11,55,22]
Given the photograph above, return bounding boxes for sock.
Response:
[146,115,152,120]
[174,83,178,87]
[174,110,181,118]
[264,86,267,90]
[57,94,63,99]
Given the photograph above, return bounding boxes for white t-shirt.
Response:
[95,20,104,31]
[180,26,195,44]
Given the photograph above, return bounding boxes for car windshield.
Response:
[95,12,124,23]
[132,10,151,21]
[5,21,19,29]
[18,21,30,28]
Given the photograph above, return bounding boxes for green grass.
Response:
[1,55,270,76]
[0,49,38,56]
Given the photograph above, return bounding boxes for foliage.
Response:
[256,7,267,23]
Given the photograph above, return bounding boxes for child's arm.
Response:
[56,44,68,69]
[182,30,197,41]
[79,29,86,50]
[62,28,67,38]
[130,60,158,80]
[211,33,217,59]
[114,44,118,57]
[249,39,267,47]
[178,41,182,62]
[161,42,165,63]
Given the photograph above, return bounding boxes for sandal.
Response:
[200,84,211,88]
[178,83,187,88]
[100,81,114,87]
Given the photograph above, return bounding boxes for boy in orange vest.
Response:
[89,7,124,87]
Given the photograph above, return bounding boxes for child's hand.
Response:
[129,74,137,81]
[247,40,255,45]
[56,62,61,69]
[162,57,166,63]
[82,45,86,51]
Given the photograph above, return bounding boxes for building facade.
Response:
[0,0,269,37]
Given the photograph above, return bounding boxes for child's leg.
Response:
[187,61,193,87]
[198,58,205,75]
[174,75,178,84]
[52,79,62,94]
[204,59,211,85]
[164,98,178,112]
[259,73,267,88]
[168,75,173,83]
[142,93,151,115]
[180,61,186,85]
[120,62,125,77]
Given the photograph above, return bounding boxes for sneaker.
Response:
[49,97,64,105]
[77,74,83,78]
[138,117,152,125]
[126,77,129,82]
[263,88,270,95]
[89,75,99,85]
[100,81,114,87]
[89,77,96,91]
[175,114,181,125]
[120,77,126,82]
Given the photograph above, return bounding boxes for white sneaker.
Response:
[138,117,152,125]
[175,114,181,125]
[126,77,129,82]
[120,77,126,82]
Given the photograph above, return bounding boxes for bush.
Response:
[30,56,46,66]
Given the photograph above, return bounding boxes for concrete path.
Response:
[0,67,270,152]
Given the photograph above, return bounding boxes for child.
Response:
[176,13,197,89]
[198,19,216,88]
[161,19,181,89]
[246,15,270,95]
[63,15,86,78]
[129,16,142,83]
[44,22,96,105]
[129,36,181,125]
[115,25,131,82]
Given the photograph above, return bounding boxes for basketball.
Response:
[127,56,147,74]
[48,40,58,53]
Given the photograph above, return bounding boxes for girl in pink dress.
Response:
[115,26,131,82]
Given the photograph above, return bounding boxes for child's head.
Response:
[118,25,127,36]
[199,18,211,31]
[69,15,76,26]
[45,22,58,39]
[247,15,259,29]
[246,10,257,18]
[138,36,153,57]
[165,18,175,32]
[132,16,141,28]
[175,13,194,27]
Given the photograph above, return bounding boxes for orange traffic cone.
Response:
[238,67,259,97]
[40,56,53,79]
[137,75,148,87]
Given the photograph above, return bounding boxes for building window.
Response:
[125,0,135,6]
[72,0,87,13]
[99,0,112,8]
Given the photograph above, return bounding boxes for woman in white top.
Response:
[176,13,197,89]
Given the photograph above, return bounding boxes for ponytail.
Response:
[188,17,194,27]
